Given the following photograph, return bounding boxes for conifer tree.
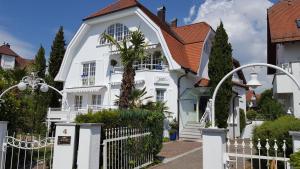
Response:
[208,22,233,128]
[48,26,66,107]
[49,26,66,79]
[34,45,46,78]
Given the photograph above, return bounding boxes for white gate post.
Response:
[53,123,78,169]
[290,131,300,152]
[202,128,228,169]
[0,121,8,168]
[77,123,102,169]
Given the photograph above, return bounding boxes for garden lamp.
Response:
[246,72,262,89]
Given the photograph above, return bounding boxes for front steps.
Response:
[179,122,203,141]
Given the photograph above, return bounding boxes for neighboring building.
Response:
[0,43,32,69]
[48,0,247,139]
[267,0,300,117]
[246,90,258,109]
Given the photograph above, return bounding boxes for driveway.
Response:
[150,140,203,169]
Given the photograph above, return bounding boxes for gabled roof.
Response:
[0,44,33,69]
[84,0,212,73]
[0,45,19,57]
[267,0,300,43]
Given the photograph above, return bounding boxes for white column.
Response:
[290,131,300,152]
[202,128,228,169]
[77,123,102,169]
[53,123,78,169]
[0,121,8,169]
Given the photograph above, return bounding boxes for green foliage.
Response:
[34,45,46,78]
[257,89,284,120]
[0,69,48,134]
[103,30,146,109]
[75,109,164,156]
[253,116,300,157]
[48,26,65,107]
[208,22,233,128]
[246,109,258,120]
[162,137,170,142]
[239,109,246,134]
[290,150,300,168]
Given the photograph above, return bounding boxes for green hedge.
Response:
[253,116,300,157]
[239,109,246,135]
[75,109,164,157]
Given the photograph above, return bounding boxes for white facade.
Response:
[0,54,15,69]
[273,41,300,117]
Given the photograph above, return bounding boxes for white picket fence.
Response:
[102,127,153,169]
[226,137,290,169]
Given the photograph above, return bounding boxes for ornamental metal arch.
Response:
[211,63,300,128]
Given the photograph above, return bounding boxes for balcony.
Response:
[273,62,300,94]
[47,105,118,122]
[112,63,169,74]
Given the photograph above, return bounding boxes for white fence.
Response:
[1,133,54,169]
[102,127,153,169]
[226,137,290,169]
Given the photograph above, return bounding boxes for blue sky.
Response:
[0,0,278,59]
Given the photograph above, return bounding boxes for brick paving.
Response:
[150,140,203,169]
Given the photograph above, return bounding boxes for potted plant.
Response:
[169,119,178,141]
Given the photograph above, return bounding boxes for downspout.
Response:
[177,69,189,138]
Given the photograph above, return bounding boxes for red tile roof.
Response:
[0,44,33,69]
[268,0,300,43]
[84,0,211,73]
[0,45,19,57]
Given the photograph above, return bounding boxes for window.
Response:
[92,95,102,105]
[74,95,83,110]
[156,89,166,102]
[99,23,130,44]
[296,19,300,28]
[82,62,96,86]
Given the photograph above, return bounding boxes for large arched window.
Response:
[99,23,130,44]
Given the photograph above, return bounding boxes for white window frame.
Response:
[156,89,166,102]
[74,95,83,110]
[99,23,130,45]
[81,62,96,86]
[92,95,102,106]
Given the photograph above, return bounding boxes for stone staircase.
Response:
[179,121,203,141]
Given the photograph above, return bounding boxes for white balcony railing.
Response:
[47,105,118,122]
[113,64,169,73]
[281,63,292,74]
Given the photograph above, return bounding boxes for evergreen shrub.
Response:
[75,109,164,156]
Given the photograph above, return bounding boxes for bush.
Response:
[246,109,258,121]
[257,89,285,120]
[75,109,164,157]
[239,109,246,135]
[253,116,300,157]
[290,151,300,168]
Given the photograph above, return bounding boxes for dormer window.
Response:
[99,23,130,45]
[296,19,300,28]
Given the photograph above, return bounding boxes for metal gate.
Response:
[226,137,290,169]
[1,133,54,169]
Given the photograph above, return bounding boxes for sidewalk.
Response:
[150,140,202,169]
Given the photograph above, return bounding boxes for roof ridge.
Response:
[174,21,210,29]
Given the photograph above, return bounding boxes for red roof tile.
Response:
[268,0,300,43]
[84,0,212,73]
[0,44,33,69]
[0,45,19,57]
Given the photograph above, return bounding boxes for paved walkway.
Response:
[150,140,203,169]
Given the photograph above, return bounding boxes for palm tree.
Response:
[128,87,152,108]
[103,30,146,109]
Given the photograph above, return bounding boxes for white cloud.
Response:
[184,5,196,24]
[187,0,274,92]
[0,26,35,59]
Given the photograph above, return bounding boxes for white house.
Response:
[48,0,247,139]
[267,0,300,117]
[0,43,32,70]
